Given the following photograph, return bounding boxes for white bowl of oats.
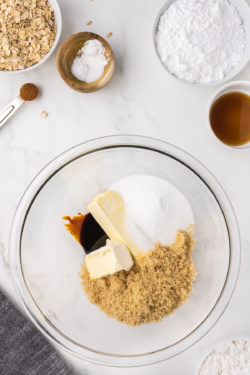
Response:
[0,0,62,73]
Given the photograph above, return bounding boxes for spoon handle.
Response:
[0,97,24,129]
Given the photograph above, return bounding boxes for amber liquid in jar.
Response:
[209,92,250,146]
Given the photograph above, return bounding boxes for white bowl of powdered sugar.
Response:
[196,338,250,375]
[154,0,250,86]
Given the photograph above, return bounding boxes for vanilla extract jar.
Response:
[209,91,250,147]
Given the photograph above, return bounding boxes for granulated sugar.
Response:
[156,0,246,84]
[199,339,250,375]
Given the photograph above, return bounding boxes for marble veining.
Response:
[1,0,250,373]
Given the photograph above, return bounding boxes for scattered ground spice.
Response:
[80,229,196,326]
[86,21,92,26]
[106,32,113,38]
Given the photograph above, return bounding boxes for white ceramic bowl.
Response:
[196,336,250,375]
[0,0,62,74]
[207,80,250,150]
[153,0,250,86]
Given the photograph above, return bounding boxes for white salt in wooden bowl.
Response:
[56,32,115,93]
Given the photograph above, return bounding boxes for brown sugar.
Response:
[20,83,39,101]
[80,229,196,326]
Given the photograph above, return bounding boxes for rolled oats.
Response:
[40,110,48,118]
[0,0,56,71]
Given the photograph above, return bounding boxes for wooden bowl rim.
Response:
[56,32,115,93]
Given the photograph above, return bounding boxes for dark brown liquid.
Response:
[210,92,250,146]
[63,213,107,253]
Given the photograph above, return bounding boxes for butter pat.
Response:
[87,190,143,257]
[85,240,133,279]
[88,175,194,259]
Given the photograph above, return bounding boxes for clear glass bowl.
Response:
[9,135,240,367]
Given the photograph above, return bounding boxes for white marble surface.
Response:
[1,0,250,373]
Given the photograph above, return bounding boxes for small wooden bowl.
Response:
[56,32,115,93]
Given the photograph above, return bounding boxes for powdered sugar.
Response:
[156,0,246,84]
[71,39,108,83]
[199,339,250,375]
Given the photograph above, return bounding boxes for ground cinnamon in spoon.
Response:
[80,229,196,326]
[20,83,39,101]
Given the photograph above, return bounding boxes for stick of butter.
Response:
[87,190,143,258]
[85,240,133,279]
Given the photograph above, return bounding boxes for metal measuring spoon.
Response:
[0,83,38,129]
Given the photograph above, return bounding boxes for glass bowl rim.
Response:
[9,135,241,367]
